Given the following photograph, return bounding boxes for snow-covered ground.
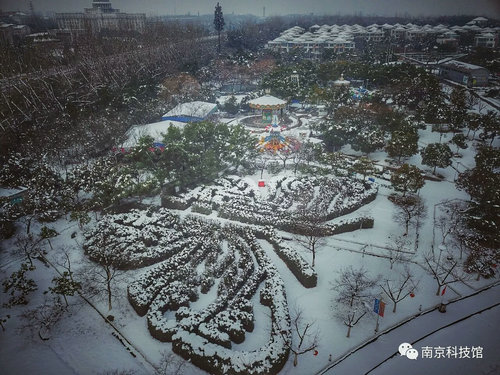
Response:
[1,107,498,375]
[322,285,500,375]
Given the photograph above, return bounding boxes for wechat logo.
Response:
[399,342,419,360]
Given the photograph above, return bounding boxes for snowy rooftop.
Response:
[269,20,495,47]
[0,186,27,198]
[248,95,287,108]
[334,74,350,86]
[441,60,488,72]
[162,101,217,119]
[122,120,185,147]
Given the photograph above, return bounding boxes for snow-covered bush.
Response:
[254,226,317,288]
[83,207,186,269]
[115,213,292,375]
[164,176,376,231]
[85,173,377,375]
[192,202,212,215]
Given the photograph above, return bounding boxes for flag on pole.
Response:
[379,300,385,317]
[373,299,386,317]
[441,286,447,296]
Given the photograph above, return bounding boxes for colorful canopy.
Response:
[248,95,287,110]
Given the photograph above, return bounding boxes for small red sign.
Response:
[313,350,319,356]
[410,292,415,298]
[258,181,265,187]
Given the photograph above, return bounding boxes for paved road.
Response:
[316,282,500,375]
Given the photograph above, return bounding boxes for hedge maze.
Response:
[83,176,376,374]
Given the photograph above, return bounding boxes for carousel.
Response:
[248,94,287,124]
[257,114,300,154]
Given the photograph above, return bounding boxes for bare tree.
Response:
[450,234,467,260]
[254,153,270,179]
[386,236,413,269]
[156,351,186,375]
[293,191,327,268]
[276,306,319,367]
[20,296,66,340]
[335,303,369,338]
[476,99,486,114]
[435,200,466,246]
[379,267,418,313]
[276,148,293,169]
[78,232,124,311]
[389,194,426,236]
[49,251,81,308]
[13,233,44,268]
[79,263,122,311]
[291,141,319,174]
[331,266,378,337]
[423,252,469,296]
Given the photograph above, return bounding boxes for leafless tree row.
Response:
[1,36,216,163]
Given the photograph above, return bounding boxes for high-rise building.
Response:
[56,0,146,35]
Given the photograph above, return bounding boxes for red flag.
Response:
[441,286,447,296]
[378,301,386,317]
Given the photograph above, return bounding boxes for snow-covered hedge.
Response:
[161,176,377,233]
[171,228,291,375]
[161,195,192,210]
[255,226,317,288]
[83,207,188,269]
[84,173,378,375]
[123,216,291,375]
[192,202,212,215]
[281,216,375,236]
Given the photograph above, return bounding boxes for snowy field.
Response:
[1,108,499,375]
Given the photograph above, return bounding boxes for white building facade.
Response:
[56,0,146,34]
[266,18,499,58]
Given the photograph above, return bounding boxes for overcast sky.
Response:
[3,0,500,18]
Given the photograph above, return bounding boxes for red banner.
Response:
[378,301,386,317]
